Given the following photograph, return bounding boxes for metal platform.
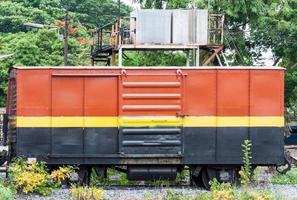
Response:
[90,10,225,67]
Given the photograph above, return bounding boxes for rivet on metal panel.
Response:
[176,69,187,76]
[121,69,127,76]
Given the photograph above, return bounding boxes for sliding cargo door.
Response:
[118,71,185,157]
[51,74,118,160]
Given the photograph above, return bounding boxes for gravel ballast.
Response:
[15,184,297,200]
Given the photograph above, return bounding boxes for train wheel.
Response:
[192,171,204,188]
[201,167,239,190]
[78,166,91,186]
[201,168,213,190]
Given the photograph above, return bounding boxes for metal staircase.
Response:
[91,22,116,66]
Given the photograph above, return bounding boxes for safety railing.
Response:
[208,14,224,45]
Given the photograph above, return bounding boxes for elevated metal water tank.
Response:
[130,9,209,45]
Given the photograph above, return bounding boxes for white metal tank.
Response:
[130,9,209,45]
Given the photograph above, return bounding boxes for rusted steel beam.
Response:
[203,45,223,66]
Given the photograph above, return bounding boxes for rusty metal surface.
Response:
[0,108,5,143]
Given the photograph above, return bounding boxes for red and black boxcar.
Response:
[5,66,285,188]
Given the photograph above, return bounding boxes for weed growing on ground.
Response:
[163,189,200,200]
[270,167,297,184]
[239,140,252,188]
[209,179,235,200]
[90,167,190,187]
[71,185,104,200]
[8,158,74,195]
[239,190,274,200]
[90,168,136,186]
[144,191,154,200]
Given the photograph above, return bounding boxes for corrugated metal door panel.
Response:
[119,72,184,116]
[118,70,185,156]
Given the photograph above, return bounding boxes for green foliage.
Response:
[270,167,297,185]
[144,191,154,200]
[205,179,276,200]
[123,51,187,66]
[239,190,274,200]
[90,167,190,187]
[0,180,14,200]
[163,189,200,200]
[90,168,136,186]
[239,139,252,188]
[64,0,131,28]
[0,1,60,33]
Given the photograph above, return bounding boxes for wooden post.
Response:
[111,49,115,66]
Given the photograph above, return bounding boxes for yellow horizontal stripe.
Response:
[183,116,284,127]
[15,116,284,128]
[119,116,183,127]
[16,117,118,127]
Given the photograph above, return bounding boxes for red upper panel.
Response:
[14,67,284,116]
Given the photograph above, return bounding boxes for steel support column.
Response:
[196,47,200,66]
[118,47,123,67]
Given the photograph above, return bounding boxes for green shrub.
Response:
[270,167,297,185]
[8,158,74,196]
[0,182,14,200]
[209,179,235,200]
[90,168,136,186]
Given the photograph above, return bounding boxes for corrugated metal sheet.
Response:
[130,9,209,45]
[195,9,208,45]
[134,10,172,44]
[172,10,190,44]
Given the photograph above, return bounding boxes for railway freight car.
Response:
[4,66,285,188]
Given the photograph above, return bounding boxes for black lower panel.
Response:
[14,127,284,165]
[16,127,118,164]
[17,128,51,157]
[183,127,284,165]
